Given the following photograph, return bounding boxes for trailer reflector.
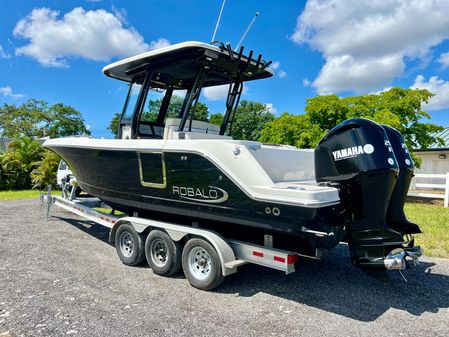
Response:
[274,256,285,263]
[253,251,264,258]
[287,254,298,265]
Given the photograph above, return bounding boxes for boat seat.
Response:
[138,121,165,139]
[271,181,321,189]
[249,182,339,206]
[164,118,224,140]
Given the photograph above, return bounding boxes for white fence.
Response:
[408,172,449,208]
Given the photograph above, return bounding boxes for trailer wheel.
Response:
[145,230,182,276]
[115,223,145,266]
[182,238,224,290]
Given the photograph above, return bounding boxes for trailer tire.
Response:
[115,223,145,266]
[145,230,182,276]
[182,238,224,290]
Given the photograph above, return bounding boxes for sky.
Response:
[1,0,448,138]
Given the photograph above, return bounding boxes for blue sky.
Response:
[1,0,448,138]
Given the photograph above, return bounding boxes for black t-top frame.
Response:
[114,42,273,139]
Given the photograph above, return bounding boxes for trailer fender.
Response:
[110,217,238,276]
[109,219,148,243]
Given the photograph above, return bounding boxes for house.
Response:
[0,138,11,153]
[414,127,449,182]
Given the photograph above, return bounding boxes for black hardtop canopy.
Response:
[103,41,273,89]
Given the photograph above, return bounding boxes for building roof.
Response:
[414,127,449,152]
[428,127,449,149]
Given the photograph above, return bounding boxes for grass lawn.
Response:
[405,203,449,258]
[0,189,447,258]
[0,189,42,200]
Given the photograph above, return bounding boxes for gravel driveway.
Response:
[1,199,449,337]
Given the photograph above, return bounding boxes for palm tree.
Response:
[1,136,42,189]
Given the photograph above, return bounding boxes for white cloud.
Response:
[302,78,311,87]
[369,86,392,95]
[203,85,229,101]
[411,75,449,111]
[292,0,449,93]
[265,103,277,114]
[203,84,248,101]
[270,61,281,70]
[149,38,170,50]
[269,61,287,78]
[438,52,449,69]
[314,54,404,94]
[13,7,169,67]
[111,6,128,24]
[0,45,11,59]
[0,86,25,99]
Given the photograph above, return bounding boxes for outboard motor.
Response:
[381,125,421,235]
[314,118,420,276]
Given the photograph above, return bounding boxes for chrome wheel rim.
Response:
[188,247,212,281]
[119,231,134,258]
[150,238,168,267]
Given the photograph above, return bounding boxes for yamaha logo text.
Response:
[172,185,229,203]
[332,144,374,161]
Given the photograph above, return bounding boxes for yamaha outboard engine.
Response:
[381,125,421,235]
[314,118,421,277]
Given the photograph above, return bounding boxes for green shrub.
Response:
[31,150,61,189]
[0,136,42,190]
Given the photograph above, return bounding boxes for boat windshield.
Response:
[122,83,141,120]
[140,89,187,123]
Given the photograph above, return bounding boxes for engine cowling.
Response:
[381,125,421,234]
[314,118,411,273]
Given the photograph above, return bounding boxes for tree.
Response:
[259,113,326,148]
[0,136,42,189]
[46,103,90,137]
[230,101,275,141]
[209,113,224,126]
[108,113,121,137]
[143,95,209,122]
[0,99,90,138]
[260,88,444,154]
[0,99,48,137]
[31,150,61,189]
[0,159,7,190]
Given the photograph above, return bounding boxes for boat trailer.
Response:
[41,185,305,290]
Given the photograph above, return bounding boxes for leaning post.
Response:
[444,172,449,208]
[46,184,53,220]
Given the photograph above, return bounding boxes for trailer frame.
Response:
[41,187,300,289]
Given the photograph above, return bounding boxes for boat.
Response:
[44,41,422,277]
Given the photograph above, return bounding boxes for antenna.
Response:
[235,11,259,51]
[211,0,226,42]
